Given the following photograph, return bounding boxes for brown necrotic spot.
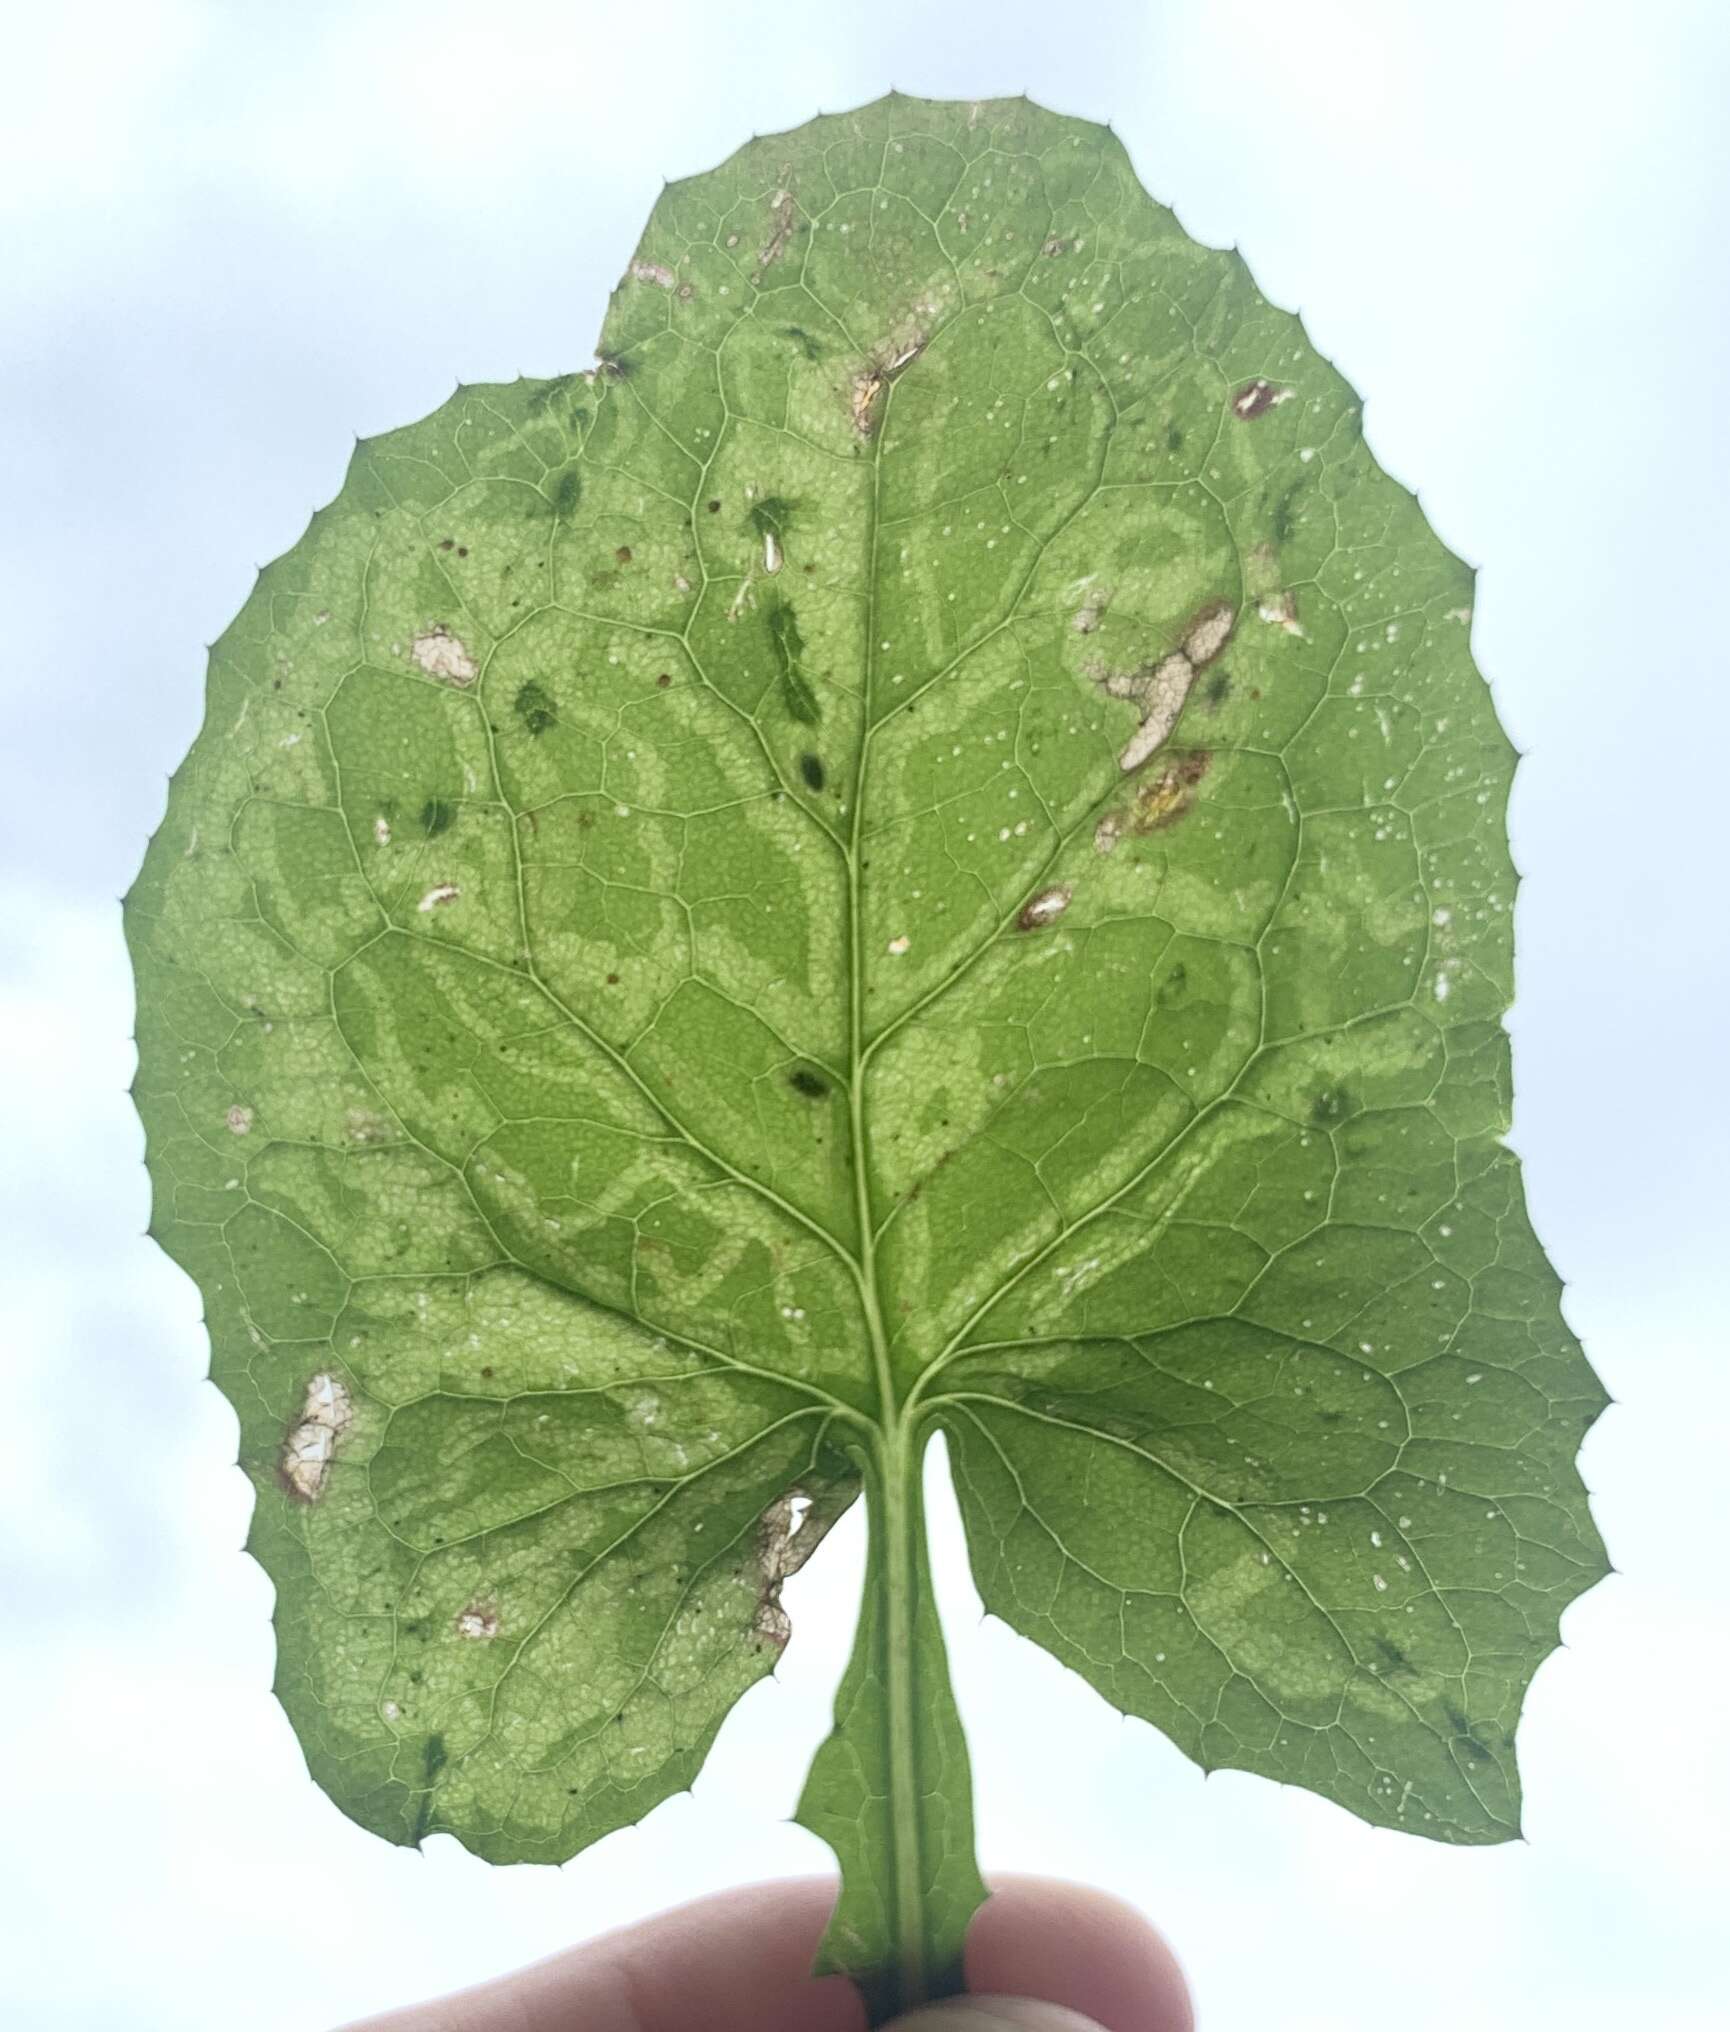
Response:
[750,1490,819,1650]
[1017,884,1073,930]
[1232,378,1292,420]
[757,189,797,272]
[1130,749,1212,832]
[455,1600,500,1641]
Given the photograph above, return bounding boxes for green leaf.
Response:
[126,91,1607,2020]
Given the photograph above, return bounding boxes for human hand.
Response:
[338,1875,1193,2032]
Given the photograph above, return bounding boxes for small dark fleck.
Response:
[656,671,673,688]
[615,546,633,564]
[479,1365,493,1379]
[1164,422,1183,452]
[456,546,468,558]
[707,499,722,513]
[606,972,620,985]
[799,752,826,792]
[438,537,455,552]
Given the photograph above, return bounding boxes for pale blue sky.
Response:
[3,4,1727,2027]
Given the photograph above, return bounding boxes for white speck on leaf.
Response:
[226,1104,253,1135]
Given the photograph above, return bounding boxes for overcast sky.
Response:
[3,4,1726,2027]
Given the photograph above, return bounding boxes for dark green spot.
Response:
[419,798,455,836]
[749,495,796,541]
[514,681,558,734]
[789,1067,828,1099]
[551,467,582,514]
[767,598,820,723]
[1165,421,1184,452]
[1271,478,1306,544]
[1442,1702,1495,1761]
[1310,1087,1352,1126]
[422,1733,447,1783]
[782,325,824,360]
[1155,962,1188,1008]
[799,752,825,792]
[1204,670,1232,708]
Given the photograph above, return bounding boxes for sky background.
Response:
[2,3,1726,2027]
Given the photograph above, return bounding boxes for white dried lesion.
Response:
[849,324,930,436]
[1088,599,1237,773]
[757,189,797,272]
[1018,884,1073,930]
[750,1490,817,1649]
[1257,589,1309,639]
[455,1600,501,1641]
[279,1372,353,1503]
[410,626,478,686]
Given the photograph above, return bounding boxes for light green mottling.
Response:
[126,91,1606,2023]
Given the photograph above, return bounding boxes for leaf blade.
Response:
[126,87,1606,2020]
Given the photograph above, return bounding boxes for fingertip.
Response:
[966,1877,1193,2032]
[891,1999,1109,2031]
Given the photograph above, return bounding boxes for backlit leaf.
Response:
[126,91,1607,2021]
